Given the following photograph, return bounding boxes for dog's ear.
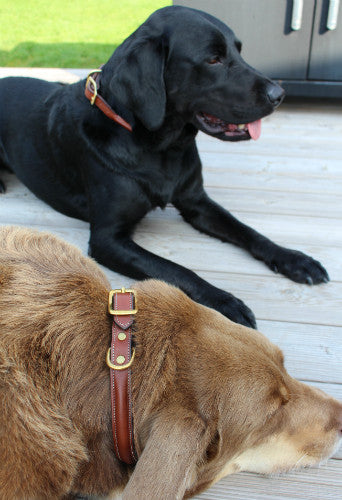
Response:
[122,404,210,500]
[109,36,166,131]
[268,380,291,414]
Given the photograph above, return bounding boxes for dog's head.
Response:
[106,5,284,140]
[124,280,342,499]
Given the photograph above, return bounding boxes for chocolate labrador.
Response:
[0,6,329,329]
[0,226,341,499]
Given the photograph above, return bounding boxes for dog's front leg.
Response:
[86,175,256,328]
[174,189,329,285]
[90,229,256,328]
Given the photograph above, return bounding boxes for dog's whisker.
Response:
[293,454,308,468]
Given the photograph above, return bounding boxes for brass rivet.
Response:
[118,332,127,341]
[116,355,125,365]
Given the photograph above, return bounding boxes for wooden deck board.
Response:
[0,68,341,499]
[195,459,342,500]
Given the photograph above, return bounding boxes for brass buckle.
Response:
[108,287,137,315]
[106,347,136,370]
[86,69,102,105]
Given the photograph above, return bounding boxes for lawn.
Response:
[0,0,172,67]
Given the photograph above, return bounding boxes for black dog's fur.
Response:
[0,6,329,327]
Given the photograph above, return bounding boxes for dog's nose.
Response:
[266,82,285,108]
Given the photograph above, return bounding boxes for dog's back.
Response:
[0,77,54,167]
[0,226,110,499]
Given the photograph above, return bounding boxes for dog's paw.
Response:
[207,290,257,329]
[268,248,329,285]
[0,179,6,194]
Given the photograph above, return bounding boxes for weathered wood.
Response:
[4,171,342,217]
[194,459,342,500]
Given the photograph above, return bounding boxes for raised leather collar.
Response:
[84,69,132,132]
[106,287,137,464]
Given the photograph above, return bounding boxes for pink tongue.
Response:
[247,119,262,140]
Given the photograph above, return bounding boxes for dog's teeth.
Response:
[237,124,246,130]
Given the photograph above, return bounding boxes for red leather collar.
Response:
[106,287,137,464]
[84,69,132,132]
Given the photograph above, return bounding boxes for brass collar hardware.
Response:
[106,346,136,370]
[86,69,102,105]
[108,288,138,315]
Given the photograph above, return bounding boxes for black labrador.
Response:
[0,6,329,328]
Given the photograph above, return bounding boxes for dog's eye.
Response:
[208,56,222,65]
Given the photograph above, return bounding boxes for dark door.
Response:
[309,0,342,80]
[174,0,316,79]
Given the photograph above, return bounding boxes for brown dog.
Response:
[0,226,341,500]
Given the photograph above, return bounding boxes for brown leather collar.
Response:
[106,287,137,464]
[84,69,132,132]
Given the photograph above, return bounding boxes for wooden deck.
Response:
[0,68,341,499]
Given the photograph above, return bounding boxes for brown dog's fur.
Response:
[0,226,341,500]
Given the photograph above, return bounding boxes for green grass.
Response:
[0,0,172,67]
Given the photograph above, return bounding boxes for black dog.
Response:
[0,6,329,328]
